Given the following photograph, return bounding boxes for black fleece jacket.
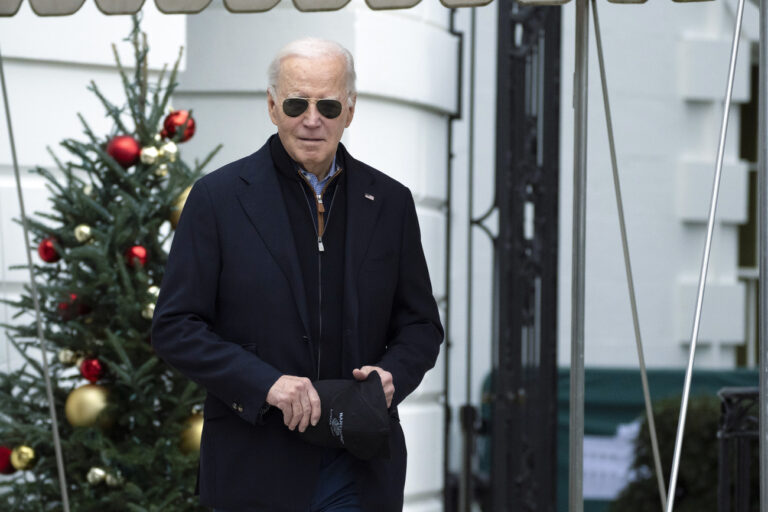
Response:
[269,134,346,380]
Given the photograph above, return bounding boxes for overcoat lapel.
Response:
[342,151,383,370]
[235,149,312,339]
[345,159,382,279]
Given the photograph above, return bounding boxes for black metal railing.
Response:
[717,387,759,512]
[488,2,561,511]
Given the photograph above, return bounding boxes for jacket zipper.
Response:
[298,167,342,379]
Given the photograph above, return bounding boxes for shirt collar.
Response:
[299,155,338,185]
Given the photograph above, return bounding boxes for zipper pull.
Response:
[318,237,325,252]
[316,194,325,213]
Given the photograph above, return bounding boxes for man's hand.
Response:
[352,366,394,408]
[266,375,321,432]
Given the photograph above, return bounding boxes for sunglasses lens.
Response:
[317,100,343,119]
[283,98,308,117]
[282,98,343,119]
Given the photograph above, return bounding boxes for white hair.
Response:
[267,38,357,107]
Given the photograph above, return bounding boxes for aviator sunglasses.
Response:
[282,97,343,119]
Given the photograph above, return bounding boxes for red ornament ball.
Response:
[58,293,91,320]
[38,237,61,263]
[106,135,141,168]
[80,358,104,384]
[125,245,148,268]
[58,293,78,319]
[0,446,15,475]
[162,110,196,143]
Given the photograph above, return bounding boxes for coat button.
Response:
[302,335,309,343]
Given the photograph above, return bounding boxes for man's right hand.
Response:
[266,375,321,433]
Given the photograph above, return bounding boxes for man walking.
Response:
[152,38,443,511]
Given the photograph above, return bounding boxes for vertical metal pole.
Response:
[719,429,731,512]
[590,2,666,509]
[460,8,476,512]
[446,8,462,511]
[570,1,589,511]
[758,1,768,510]
[736,437,752,511]
[0,45,70,511]
[666,1,745,510]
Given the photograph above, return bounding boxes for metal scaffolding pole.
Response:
[0,44,70,511]
[570,1,589,511]
[590,2,666,508]
[665,0,745,509]
[759,1,768,510]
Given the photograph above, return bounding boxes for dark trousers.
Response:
[214,448,361,512]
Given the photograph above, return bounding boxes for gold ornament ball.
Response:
[155,163,169,178]
[87,467,106,485]
[83,184,94,197]
[142,302,155,320]
[140,146,159,165]
[10,446,35,470]
[74,224,92,243]
[160,141,178,162]
[58,349,77,366]
[65,384,109,428]
[169,186,192,229]
[180,412,204,453]
[148,285,160,299]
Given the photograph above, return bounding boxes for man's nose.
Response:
[302,103,322,126]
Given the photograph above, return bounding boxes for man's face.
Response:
[268,54,355,176]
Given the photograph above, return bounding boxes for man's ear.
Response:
[345,95,357,128]
[267,89,279,126]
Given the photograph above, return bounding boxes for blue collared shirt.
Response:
[299,155,338,196]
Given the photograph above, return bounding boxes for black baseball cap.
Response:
[298,371,391,460]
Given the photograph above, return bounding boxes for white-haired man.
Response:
[152,38,443,511]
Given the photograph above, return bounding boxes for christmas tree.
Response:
[0,17,220,510]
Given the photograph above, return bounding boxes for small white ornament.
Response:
[87,467,106,485]
[160,142,178,162]
[140,146,159,165]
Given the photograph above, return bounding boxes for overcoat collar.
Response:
[234,136,383,348]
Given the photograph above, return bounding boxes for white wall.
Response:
[557,0,753,369]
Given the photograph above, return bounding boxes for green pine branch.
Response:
[0,15,218,510]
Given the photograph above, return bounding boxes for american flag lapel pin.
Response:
[365,193,375,201]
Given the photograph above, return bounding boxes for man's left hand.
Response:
[352,366,394,408]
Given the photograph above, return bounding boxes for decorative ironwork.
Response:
[717,387,759,512]
[489,2,560,510]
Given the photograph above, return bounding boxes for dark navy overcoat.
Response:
[151,140,444,511]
